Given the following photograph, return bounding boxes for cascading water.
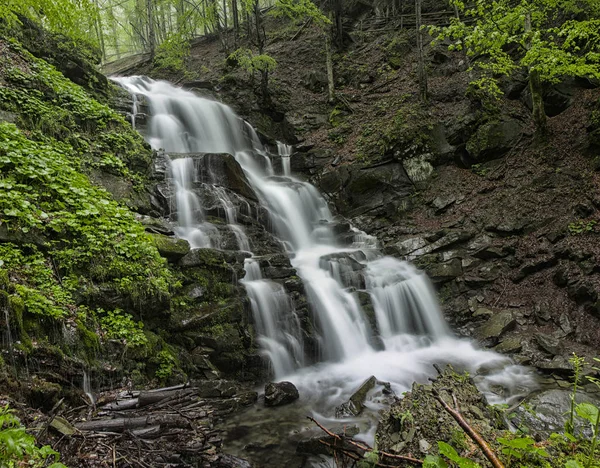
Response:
[242,259,304,376]
[114,76,537,461]
[277,141,292,177]
[170,157,215,248]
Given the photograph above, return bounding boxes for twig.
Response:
[292,17,313,41]
[493,275,508,308]
[432,390,505,468]
[308,417,423,465]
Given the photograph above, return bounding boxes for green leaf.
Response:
[565,461,584,468]
[575,402,599,425]
[423,455,448,468]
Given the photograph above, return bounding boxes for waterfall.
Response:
[277,141,292,177]
[113,76,535,412]
[242,259,304,376]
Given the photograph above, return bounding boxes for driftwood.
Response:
[53,382,253,467]
[432,389,506,468]
[75,414,190,432]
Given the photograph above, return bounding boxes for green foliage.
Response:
[430,0,600,104]
[155,350,177,381]
[568,220,597,235]
[154,33,191,74]
[357,449,379,468]
[270,0,330,26]
[498,435,549,465]
[470,164,488,176]
[229,48,277,75]
[356,98,431,162]
[0,0,98,48]
[438,441,480,468]
[0,39,177,347]
[0,404,66,467]
[98,308,148,348]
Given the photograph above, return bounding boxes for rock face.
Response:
[264,381,300,407]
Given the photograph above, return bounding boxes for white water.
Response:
[114,76,536,438]
[278,141,292,177]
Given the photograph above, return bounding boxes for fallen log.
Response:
[75,414,190,433]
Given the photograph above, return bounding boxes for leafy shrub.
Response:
[0,404,66,467]
[98,309,148,348]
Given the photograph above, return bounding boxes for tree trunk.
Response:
[415,0,427,101]
[93,0,106,62]
[332,0,343,48]
[525,11,546,137]
[325,29,335,103]
[146,0,156,59]
[232,0,239,36]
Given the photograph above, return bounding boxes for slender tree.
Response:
[415,0,427,101]
[431,0,600,135]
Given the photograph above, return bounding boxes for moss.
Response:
[76,321,100,356]
[150,233,191,261]
[0,269,9,290]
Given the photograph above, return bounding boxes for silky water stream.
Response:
[114,76,537,466]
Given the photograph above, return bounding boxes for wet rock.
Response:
[494,336,523,354]
[472,245,507,260]
[394,237,428,256]
[341,161,413,217]
[514,256,558,283]
[215,454,252,468]
[138,215,174,235]
[431,195,456,213]
[535,333,561,356]
[335,376,377,417]
[558,313,573,335]
[475,311,515,346]
[409,230,473,258]
[511,389,600,438]
[304,70,328,92]
[535,355,574,376]
[466,119,523,162]
[264,381,299,407]
[426,258,463,284]
[0,222,48,247]
[0,110,17,123]
[567,280,598,304]
[149,233,190,262]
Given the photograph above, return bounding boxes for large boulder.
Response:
[338,161,413,217]
[264,381,299,407]
[466,119,523,162]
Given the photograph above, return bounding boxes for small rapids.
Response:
[113,75,538,465]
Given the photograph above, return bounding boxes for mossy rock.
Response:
[150,233,190,262]
[466,119,523,162]
[376,366,504,462]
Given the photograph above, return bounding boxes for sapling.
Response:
[567,353,586,436]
